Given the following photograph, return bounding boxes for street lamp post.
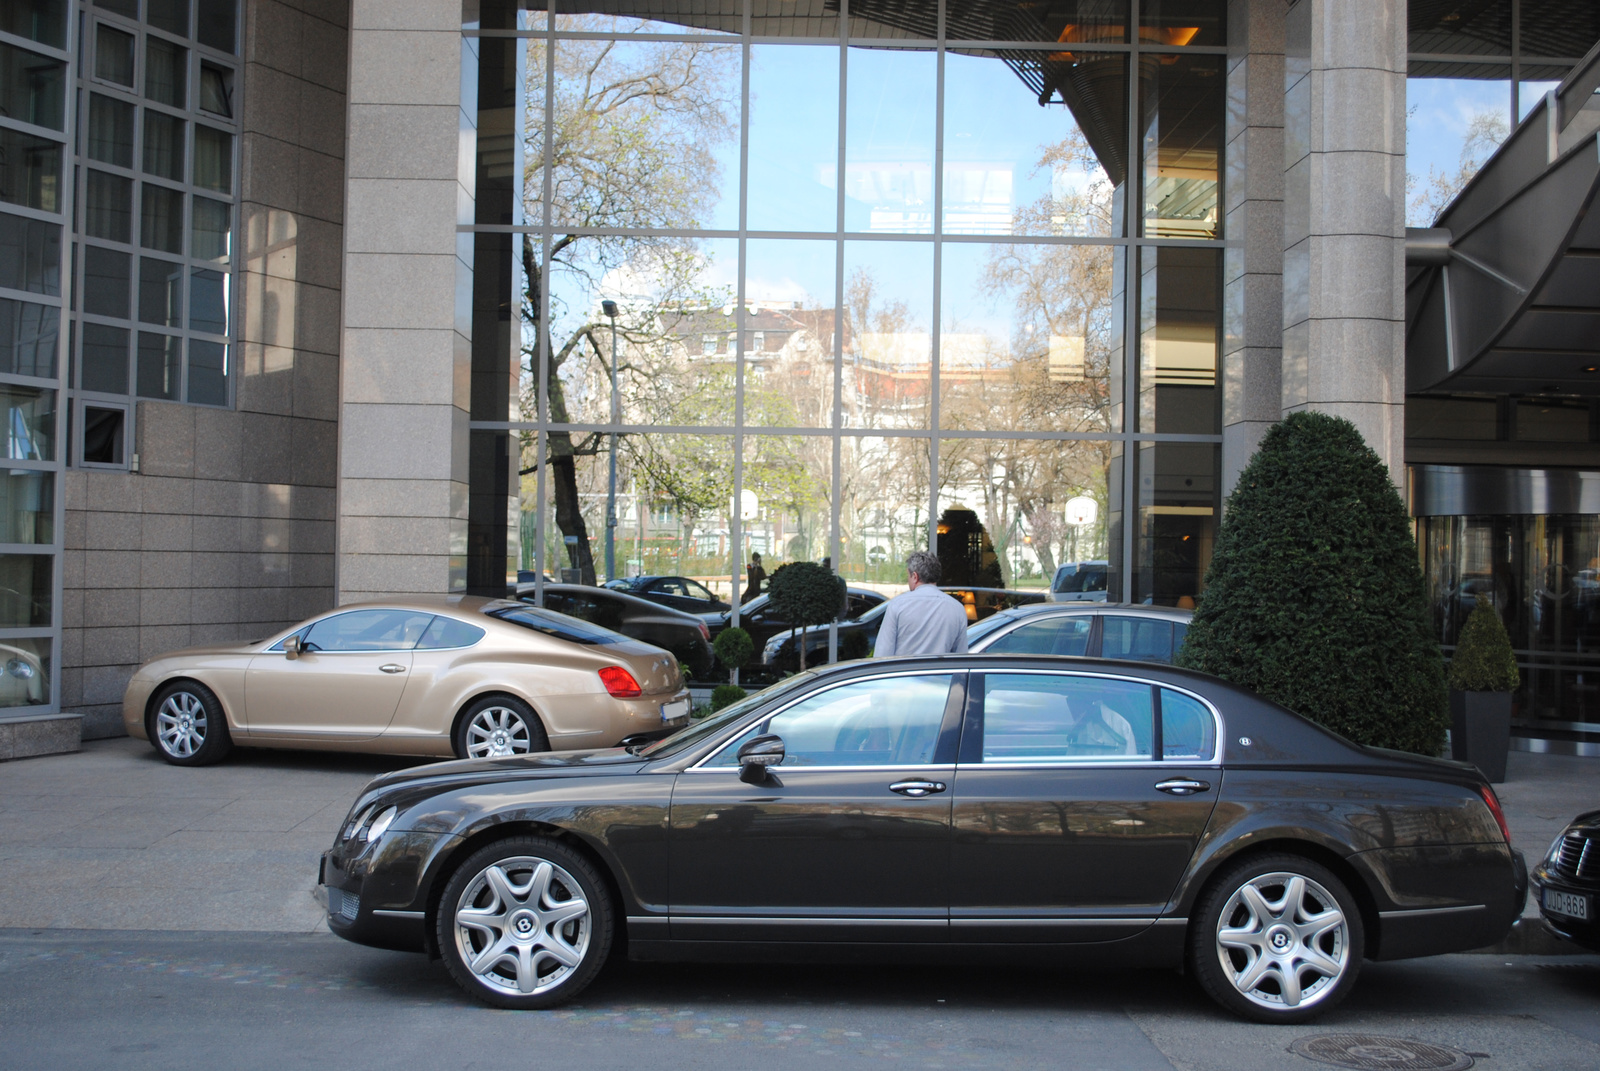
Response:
[602,300,619,583]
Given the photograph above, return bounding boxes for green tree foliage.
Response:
[711,684,748,711]
[1176,412,1448,754]
[713,626,755,673]
[1448,603,1521,692]
[767,561,846,670]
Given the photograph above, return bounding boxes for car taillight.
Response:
[598,665,642,698]
[697,621,710,640]
[1478,784,1511,846]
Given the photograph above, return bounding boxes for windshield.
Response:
[637,670,821,758]
[1053,564,1108,593]
[481,602,631,646]
[966,609,1019,645]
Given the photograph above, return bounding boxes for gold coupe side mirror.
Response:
[283,635,301,659]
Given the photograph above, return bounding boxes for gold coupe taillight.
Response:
[598,665,642,698]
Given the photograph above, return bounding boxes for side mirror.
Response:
[283,635,301,660]
[736,733,785,784]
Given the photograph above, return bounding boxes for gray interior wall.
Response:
[63,0,349,738]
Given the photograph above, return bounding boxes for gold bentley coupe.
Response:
[122,596,692,766]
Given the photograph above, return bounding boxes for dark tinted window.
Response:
[983,615,1092,655]
[683,579,716,601]
[416,616,486,650]
[304,609,433,652]
[1101,616,1174,662]
[485,603,627,645]
[1053,564,1108,593]
[981,673,1153,761]
[1160,688,1215,760]
[711,674,954,767]
[1173,621,1189,656]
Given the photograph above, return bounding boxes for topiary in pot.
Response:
[710,684,748,711]
[767,561,846,670]
[1176,411,1448,755]
[1446,602,1519,782]
[713,626,755,686]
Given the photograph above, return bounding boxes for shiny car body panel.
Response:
[319,656,1525,967]
[1530,809,1600,951]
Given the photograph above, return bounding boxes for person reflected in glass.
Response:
[875,550,968,657]
[744,552,766,601]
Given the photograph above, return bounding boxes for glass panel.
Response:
[1134,442,1216,607]
[1406,397,1499,440]
[844,48,935,234]
[86,92,135,166]
[94,23,136,86]
[144,37,187,107]
[0,212,60,295]
[1405,76,1510,228]
[1516,399,1590,442]
[192,124,230,191]
[196,0,238,53]
[0,634,50,707]
[0,297,58,376]
[139,257,182,325]
[747,45,839,234]
[0,470,52,543]
[80,322,128,392]
[982,614,1093,655]
[939,241,1120,433]
[198,61,231,117]
[0,41,65,130]
[939,437,1114,595]
[1100,613,1173,661]
[980,673,1153,761]
[1140,0,1223,48]
[836,435,927,591]
[1408,0,1511,55]
[187,338,227,404]
[942,51,1126,238]
[1139,53,1222,239]
[416,616,486,650]
[81,404,124,461]
[743,431,831,583]
[303,609,434,652]
[1519,79,1563,121]
[539,39,739,230]
[84,169,133,242]
[0,0,66,49]
[743,238,837,428]
[95,0,138,17]
[0,128,60,211]
[82,245,130,317]
[136,331,181,398]
[707,674,956,767]
[0,384,54,460]
[190,195,229,260]
[148,0,190,37]
[842,240,932,429]
[143,111,185,180]
[551,10,739,35]
[1138,245,1218,434]
[140,183,183,251]
[1160,688,1214,760]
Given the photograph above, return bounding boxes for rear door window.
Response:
[982,616,1093,655]
[416,616,487,650]
[1159,689,1216,760]
[979,673,1154,761]
[484,604,629,645]
[1100,616,1175,663]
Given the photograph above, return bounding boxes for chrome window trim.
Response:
[973,669,1224,765]
[682,761,958,775]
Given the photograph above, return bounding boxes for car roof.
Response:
[984,601,1195,624]
[511,583,705,621]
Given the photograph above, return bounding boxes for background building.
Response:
[0,0,1595,758]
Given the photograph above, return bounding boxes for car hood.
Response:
[142,641,266,667]
[366,746,646,795]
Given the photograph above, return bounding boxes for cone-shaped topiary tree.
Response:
[1175,411,1448,754]
[1448,603,1520,692]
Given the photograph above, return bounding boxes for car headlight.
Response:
[6,658,35,680]
[364,806,399,842]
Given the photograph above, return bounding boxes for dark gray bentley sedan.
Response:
[319,656,1526,1023]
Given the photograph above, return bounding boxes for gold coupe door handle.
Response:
[379,664,406,674]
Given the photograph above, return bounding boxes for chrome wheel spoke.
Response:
[1297,945,1344,980]
[542,898,588,929]
[1278,964,1305,1007]
[1215,870,1349,1012]
[453,854,593,998]
[157,694,206,756]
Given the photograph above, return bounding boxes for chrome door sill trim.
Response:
[951,918,1155,928]
[626,916,669,926]
[672,917,947,926]
[1377,904,1487,918]
[371,909,426,919]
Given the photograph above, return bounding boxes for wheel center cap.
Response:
[179,715,192,730]
[1266,925,1294,953]
[510,910,537,937]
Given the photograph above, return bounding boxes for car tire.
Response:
[148,680,233,766]
[1189,853,1364,1024]
[436,836,613,1009]
[452,695,549,760]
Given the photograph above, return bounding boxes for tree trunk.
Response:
[798,624,808,671]
[549,432,596,586]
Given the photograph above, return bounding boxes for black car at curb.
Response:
[1531,809,1599,951]
[320,655,1526,1023]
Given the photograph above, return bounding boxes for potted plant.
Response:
[767,561,846,670]
[713,626,754,689]
[1446,602,1520,783]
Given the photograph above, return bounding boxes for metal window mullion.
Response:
[1121,0,1139,605]
[1510,0,1521,123]
[732,0,751,627]
[533,0,556,608]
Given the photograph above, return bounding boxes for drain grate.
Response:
[1289,1035,1475,1071]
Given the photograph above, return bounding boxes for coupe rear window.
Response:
[483,603,629,646]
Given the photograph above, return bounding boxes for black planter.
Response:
[1449,690,1511,783]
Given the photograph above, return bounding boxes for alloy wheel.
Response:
[156,691,208,758]
[1214,871,1351,1011]
[465,706,532,758]
[451,856,591,996]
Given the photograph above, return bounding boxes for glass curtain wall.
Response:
[464,0,1225,649]
[0,0,70,714]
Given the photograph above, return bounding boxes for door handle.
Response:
[1155,778,1211,796]
[889,780,946,797]
[379,664,406,674]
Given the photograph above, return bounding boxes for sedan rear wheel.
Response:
[453,696,549,760]
[436,836,613,1009]
[149,681,233,766]
[1190,853,1363,1023]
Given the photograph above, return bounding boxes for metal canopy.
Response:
[1406,38,1600,397]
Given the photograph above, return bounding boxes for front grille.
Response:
[1554,832,1593,879]
[328,887,360,921]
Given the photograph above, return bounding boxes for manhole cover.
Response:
[1290,1035,1474,1071]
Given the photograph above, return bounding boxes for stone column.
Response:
[1221,0,1286,499]
[338,0,472,601]
[1281,0,1408,481]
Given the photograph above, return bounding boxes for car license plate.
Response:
[1544,888,1591,921]
[661,699,690,722]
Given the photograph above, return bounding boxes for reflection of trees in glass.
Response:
[520,28,738,582]
[1407,107,1507,227]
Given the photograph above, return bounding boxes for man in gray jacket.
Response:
[875,550,969,657]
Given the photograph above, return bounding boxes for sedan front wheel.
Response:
[1190,853,1364,1023]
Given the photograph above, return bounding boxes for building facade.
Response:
[0,0,1596,757]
